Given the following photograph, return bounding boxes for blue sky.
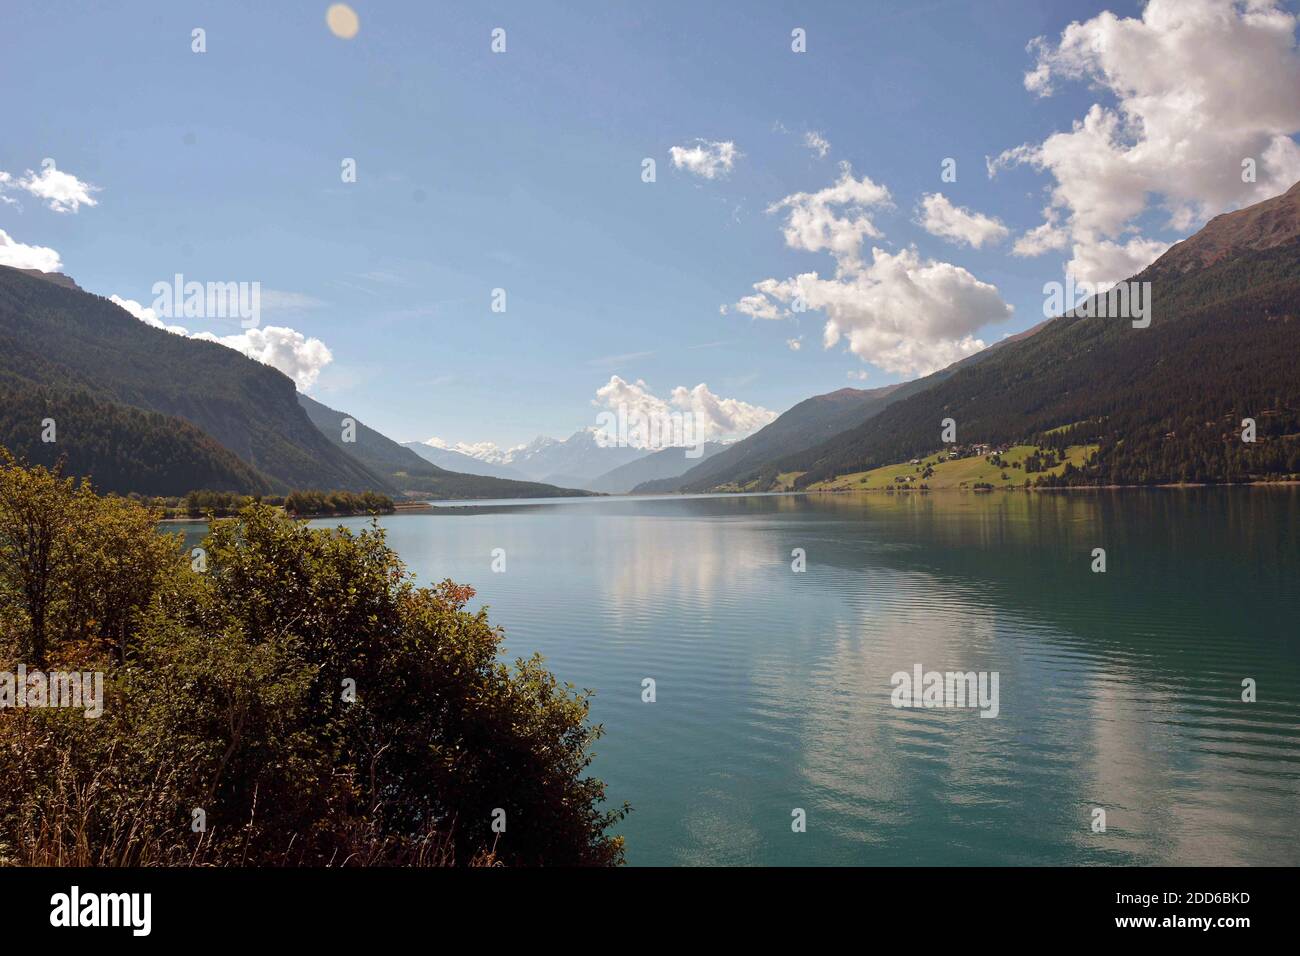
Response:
[3,0,1299,451]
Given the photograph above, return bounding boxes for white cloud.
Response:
[110,294,333,390]
[804,131,831,158]
[593,375,777,446]
[991,0,1300,285]
[738,246,1013,376]
[734,290,783,320]
[1065,235,1172,287]
[0,229,62,272]
[669,140,739,179]
[916,193,1010,248]
[767,161,893,272]
[787,337,803,351]
[194,327,332,391]
[734,165,1012,376]
[6,164,101,213]
[1011,207,1071,257]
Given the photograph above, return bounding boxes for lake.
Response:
[167,489,1300,866]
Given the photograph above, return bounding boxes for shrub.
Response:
[0,455,625,866]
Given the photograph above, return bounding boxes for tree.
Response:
[0,450,79,665]
[59,493,181,662]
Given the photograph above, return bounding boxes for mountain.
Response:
[15,268,82,291]
[1150,180,1300,275]
[498,430,652,488]
[0,382,275,496]
[631,385,905,493]
[0,265,386,494]
[587,441,727,493]
[297,394,595,499]
[633,316,1061,495]
[778,181,1300,488]
[400,441,531,480]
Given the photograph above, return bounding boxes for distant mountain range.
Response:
[586,441,726,493]
[298,395,595,499]
[494,430,651,487]
[400,441,532,481]
[407,430,657,490]
[639,180,1300,492]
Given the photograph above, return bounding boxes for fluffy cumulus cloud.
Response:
[191,327,332,391]
[0,164,100,213]
[0,229,63,271]
[731,164,1013,376]
[742,248,1011,376]
[109,295,333,390]
[1011,207,1070,257]
[592,375,776,447]
[916,193,1010,248]
[1062,236,1174,291]
[991,0,1300,285]
[669,139,739,179]
[767,162,892,270]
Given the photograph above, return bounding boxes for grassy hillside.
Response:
[806,444,1099,491]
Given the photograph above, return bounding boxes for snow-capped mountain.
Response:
[399,441,531,481]
[413,430,653,489]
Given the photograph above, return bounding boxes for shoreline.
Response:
[155,480,1300,522]
[804,479,1300,494]
[159,502,429,523]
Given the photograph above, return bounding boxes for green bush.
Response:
[0,455,625,866]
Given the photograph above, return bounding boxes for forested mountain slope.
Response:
[0,265,388,493]
[0,382,275,496]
